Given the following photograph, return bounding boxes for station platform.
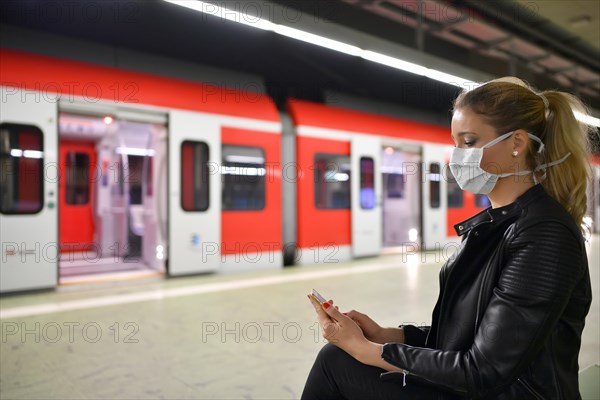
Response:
[1,236,598,399]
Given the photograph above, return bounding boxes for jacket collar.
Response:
[454,184,545,236]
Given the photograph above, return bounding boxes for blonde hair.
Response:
[453,77,592,226]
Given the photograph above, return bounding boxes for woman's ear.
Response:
[512,129,530,154]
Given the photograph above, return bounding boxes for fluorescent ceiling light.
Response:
[574,111,600,128]
[425,69,477,89]
[274,25,362,57]
[361,50,429,77]
[10,149,44,159]
[116,147,156,157]
[163,0,600,127]
[324,171,349,182]
[224,155,265,164]
[428,173,441,182]
[23,150,44,159]
[221,166,266,176]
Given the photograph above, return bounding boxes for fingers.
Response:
[307,294,334,324]
[322,300,347,323]
[345,310,369,326]
[345,310,362,319]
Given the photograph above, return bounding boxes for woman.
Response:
[302,77,593,400]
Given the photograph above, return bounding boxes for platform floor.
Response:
[1,236,599,399]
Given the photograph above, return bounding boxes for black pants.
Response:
[301,344,450,400]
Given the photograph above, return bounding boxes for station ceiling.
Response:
[1,0,599,122]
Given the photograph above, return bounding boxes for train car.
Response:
[1,48,597,293]
[285,99,487,265]
[0,48,282,292]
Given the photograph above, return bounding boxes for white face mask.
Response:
[449,130,570,195]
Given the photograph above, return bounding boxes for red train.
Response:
[1,48,598,293]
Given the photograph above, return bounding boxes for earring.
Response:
[512,150,519,157]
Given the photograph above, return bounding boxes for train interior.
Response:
[58,112,167,284]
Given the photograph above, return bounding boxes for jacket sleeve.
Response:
[381,221,586,398]
[400,324,430,347]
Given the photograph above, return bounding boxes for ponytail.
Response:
[535,91,592,226]
[454,77,593,227]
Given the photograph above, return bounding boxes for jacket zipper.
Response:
[473,260,491,337]
[518,378,545,400]
[473,226,497,337]
[394,370,469,395]
[435,266,453,345]
[469,220,497,337]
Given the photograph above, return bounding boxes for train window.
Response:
[429,162,441,209]
[222,145,266,211]
[65,152,90,205]
[181,141,209,212]
[0,123,44,214]
[447,169,463,208]
[314,153,351,209]
[475,194,491,208]
[384,173,404,199]
[360,157,375,209]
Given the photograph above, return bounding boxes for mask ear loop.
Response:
[534,152,571,184]
[528,134,545,184]
[483,130,515,149]
[534,167,545,184]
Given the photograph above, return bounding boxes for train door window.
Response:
[127,155,144,205]
[447,169,463,208]
[0,123,44,214]
[314,153,351,209]
[428,162,441,209]
[222,145,265,211]
[385,172,404,199]
[181,141,209,211]
[475,194,491,208]
[65,152,90,205]
[360,157,375,209]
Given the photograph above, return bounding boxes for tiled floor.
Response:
[1,236,598,399]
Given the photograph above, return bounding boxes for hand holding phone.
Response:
[308,289,339,323]
[310,289,327,305]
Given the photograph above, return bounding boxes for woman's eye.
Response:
[464,140,475,147]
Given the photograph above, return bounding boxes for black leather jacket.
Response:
[381,184,592,399]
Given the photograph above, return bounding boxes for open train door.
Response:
[168,110,221,275]
[0,87,58,292]
[351,135,382,257]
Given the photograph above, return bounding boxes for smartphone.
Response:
[311,289,327,305]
